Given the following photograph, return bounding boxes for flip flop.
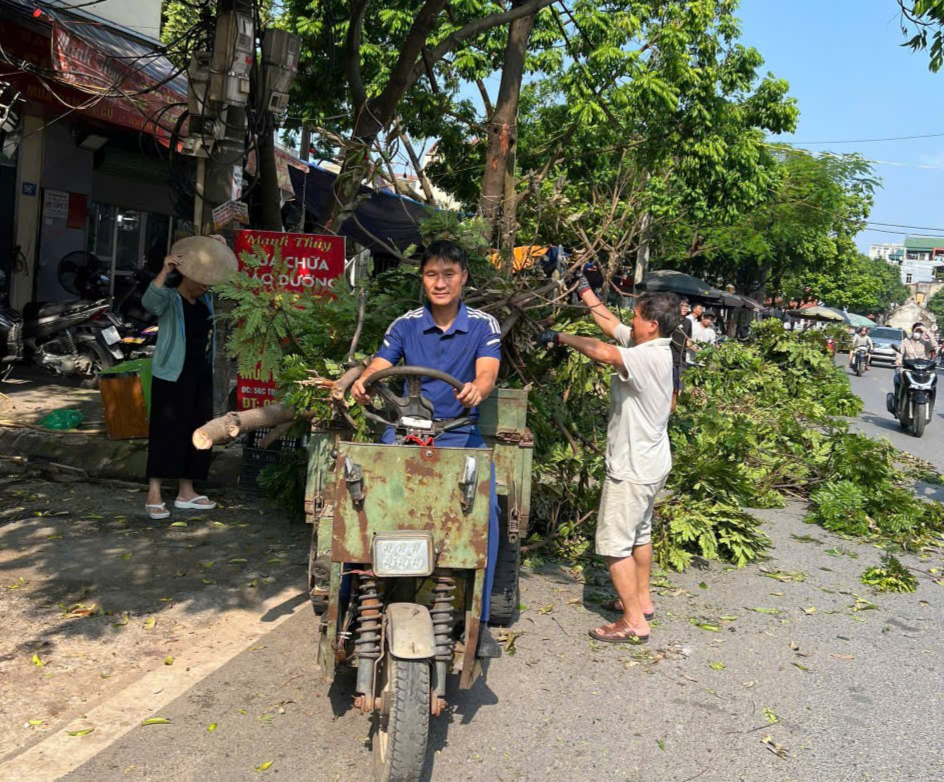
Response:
[174,495,217,510]
[146,503,170,520]
[601,598,654,621]
[589,619,649,645]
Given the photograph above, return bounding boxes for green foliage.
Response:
[787,254,908,316]
[860,554,919,593]
[926,288,944,325]
[668,150,877,296]
[216,242,422,429]
[653,500,770,572]
[900,1,944,72]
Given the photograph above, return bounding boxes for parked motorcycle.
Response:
[0,297,122,388]
[852,346,869,377]
[60,252,158,361]
[886,352,937,438]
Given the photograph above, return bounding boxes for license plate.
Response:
[102,326,121,345]
[372,533,434,577]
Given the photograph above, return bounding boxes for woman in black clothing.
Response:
[142,236,237,520]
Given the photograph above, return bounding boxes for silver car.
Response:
[868,326,905,366]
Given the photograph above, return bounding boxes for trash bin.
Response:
[99,358,153,440]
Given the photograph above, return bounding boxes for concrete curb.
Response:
[0,426,243,486]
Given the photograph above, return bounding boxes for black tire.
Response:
[77,340,113,389]
[855,359,863,377]
[488,502,520,627]
[373,656,430,782]
[307,525,325,614]
[914,403,928,438]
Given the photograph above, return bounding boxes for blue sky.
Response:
[736,0,944,253]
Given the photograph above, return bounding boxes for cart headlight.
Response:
[372,532,434,577]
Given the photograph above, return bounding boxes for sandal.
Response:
[174,495,217,510]
[601,598,654,621]
[146,503,170,520]
[589,618,649,644]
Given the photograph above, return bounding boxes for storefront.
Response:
[0,0,187,308]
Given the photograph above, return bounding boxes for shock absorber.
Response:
[430,569,456,703]
[353,572,381,711]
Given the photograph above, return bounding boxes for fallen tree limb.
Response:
[192,404,309,451]
[193,361,370,451]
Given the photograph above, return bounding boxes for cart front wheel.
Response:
[373,656,430,782]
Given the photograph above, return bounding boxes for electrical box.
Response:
[261,29,300,114]
[209,11,255,107]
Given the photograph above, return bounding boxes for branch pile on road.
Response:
[653,319,944,570]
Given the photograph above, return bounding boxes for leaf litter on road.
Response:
[761,734,789,759]
[141,717,172,726]
[66,728,94,737]
[759,567,806,583]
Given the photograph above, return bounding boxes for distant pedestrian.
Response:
[691,312,718,346]
[687,303,704,324]
[670,298,693,403]
[143,236,237,520]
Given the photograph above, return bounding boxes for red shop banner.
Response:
[234,230,346,410]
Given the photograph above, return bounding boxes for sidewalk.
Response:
[0,475,309,766]
[0,368,240,484]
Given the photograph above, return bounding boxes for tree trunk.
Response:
[479,5,536,251]
[258,111,283,231]
[322,0,449,231]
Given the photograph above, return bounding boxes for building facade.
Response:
[872,236,944,285]
[0,0,186,309]
[869,242,903,261]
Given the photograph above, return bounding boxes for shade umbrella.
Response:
[786,306,848,323]
[638,270,725,299]
[846,313,876,328]
[823,307,854,324]
[722,293,765,311]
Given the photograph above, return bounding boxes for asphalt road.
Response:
[12,368,944,782]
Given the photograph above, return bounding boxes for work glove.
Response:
[538,329,561,348]
[576,274,592,296]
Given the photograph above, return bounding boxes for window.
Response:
[906,273,913,283]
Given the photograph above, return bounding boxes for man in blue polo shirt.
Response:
[352,239,502,622]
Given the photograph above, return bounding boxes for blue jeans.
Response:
[381,425,500,622]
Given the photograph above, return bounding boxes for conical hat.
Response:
[171,236,239,286]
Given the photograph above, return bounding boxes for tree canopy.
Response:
[787,253,909,316]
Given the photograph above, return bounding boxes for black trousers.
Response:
[146,359,213,481]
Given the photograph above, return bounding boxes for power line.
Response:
[780,131,944,145]
[764,142,944,170]
[867,221,944,233]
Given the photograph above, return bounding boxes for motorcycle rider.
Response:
[894,322,937,396]
[848,326,873,370]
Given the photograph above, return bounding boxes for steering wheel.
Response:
[362,365,472,435]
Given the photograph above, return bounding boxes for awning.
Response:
[638,270,726,301]
[0,2,185,140]
[49,22,186,140]
[289,164,435,254]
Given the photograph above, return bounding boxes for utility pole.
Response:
[183,1,298,414]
